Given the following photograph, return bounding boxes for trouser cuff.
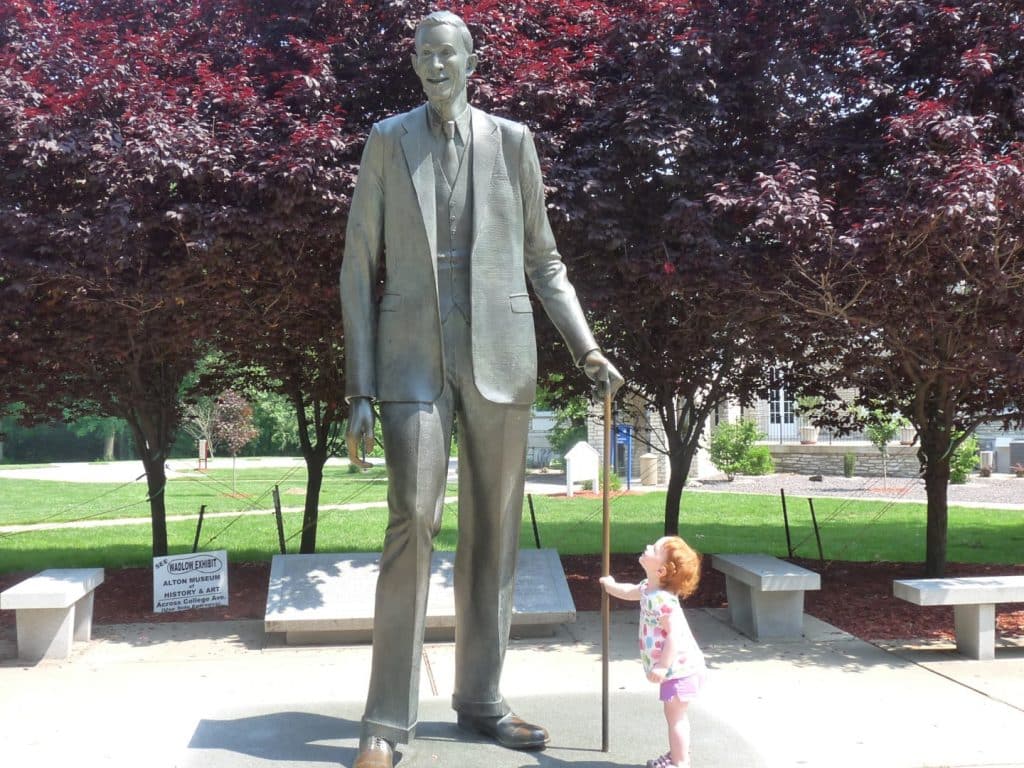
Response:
[361,717,415,745]
[451,695,510,718]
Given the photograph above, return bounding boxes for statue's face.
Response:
[411,23,476,111]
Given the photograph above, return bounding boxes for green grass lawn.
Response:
[1,483,1021,573]
[0,465,406,525]
[527,492,1024,564]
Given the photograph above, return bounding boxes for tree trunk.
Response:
[664,443,695,536]
[299,449,327,554]
[922,451,950,577]
[125,415,170,557]
[138,450,169,557]
[657,391,703,537]
[103,431,115,462]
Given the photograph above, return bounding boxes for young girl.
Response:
[600,536,706,768]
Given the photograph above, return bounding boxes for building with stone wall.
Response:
[579,386,1024,484]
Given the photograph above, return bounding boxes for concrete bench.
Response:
[893,575,1024,660]
[711,554,821,640]
[0,568,105,661]
[264,549,575,645]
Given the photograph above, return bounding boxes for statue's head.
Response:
[411,11,477,115]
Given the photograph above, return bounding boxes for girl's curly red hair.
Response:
[657,536,701,598]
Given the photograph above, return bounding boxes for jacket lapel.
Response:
[401,105,438,272]
[471,107,499,253]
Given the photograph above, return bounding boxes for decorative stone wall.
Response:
[765,443,921,478]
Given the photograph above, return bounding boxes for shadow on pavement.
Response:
[188,711,357,764]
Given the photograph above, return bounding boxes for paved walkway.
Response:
[1,610,1023,767]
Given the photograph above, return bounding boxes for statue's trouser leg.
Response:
[443,311,531,716]
[362,396,452,745]
[450,381,529,717]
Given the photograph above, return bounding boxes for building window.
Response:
[769,389,794,425]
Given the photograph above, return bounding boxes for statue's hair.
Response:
[416,11,474,54]
[656,536,701,598]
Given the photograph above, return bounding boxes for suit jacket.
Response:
[340,104,597,405]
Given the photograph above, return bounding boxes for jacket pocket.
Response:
[509,293,532,313]
[380,292,401,312]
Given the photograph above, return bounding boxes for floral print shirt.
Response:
[638,579,706,680]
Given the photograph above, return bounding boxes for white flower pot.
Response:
[798,426,819,445]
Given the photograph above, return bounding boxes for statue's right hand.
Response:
[346,398,376,468]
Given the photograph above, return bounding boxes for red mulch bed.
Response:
[2,557,1023,643]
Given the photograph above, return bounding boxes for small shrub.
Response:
[581,470,623,492]
[949,434,979,484]
[739,446,774,475]
[843,452,857,478]
[710,420,766,480]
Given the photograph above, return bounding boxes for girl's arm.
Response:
[649,610,685,682]
[598,575,642,601]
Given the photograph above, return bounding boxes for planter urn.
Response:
[798,426,819,445]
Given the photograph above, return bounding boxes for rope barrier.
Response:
[786,470,923,564]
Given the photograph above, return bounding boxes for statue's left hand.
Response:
[582,350,624,399]
[345,397,376,470]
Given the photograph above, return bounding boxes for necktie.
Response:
[443,120,459,184]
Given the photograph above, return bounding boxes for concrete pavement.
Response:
[2,609,1024,768]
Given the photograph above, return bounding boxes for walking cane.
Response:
[601,384,612,752]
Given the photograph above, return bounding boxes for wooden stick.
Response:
[601,385,612,752]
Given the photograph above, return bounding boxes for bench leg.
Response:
[953,604,995,660]
[16,607,75,661]
[750,591,805,639]
[73,591,96,641]
[724,576,755,638]
[724,577,805,640]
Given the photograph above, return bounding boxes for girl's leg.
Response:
[664,698,691,767]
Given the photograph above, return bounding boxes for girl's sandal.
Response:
[646,753,672,768]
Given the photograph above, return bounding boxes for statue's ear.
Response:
[466,53,478,77]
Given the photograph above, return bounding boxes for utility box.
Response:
[565,442,599,498]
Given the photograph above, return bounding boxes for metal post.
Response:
[626,428,632,491]
[780,489,793,558]
[807,498,824,562]
[192,505,206,553]
[273,485,286,555]
[527,493,541,549]
[601,387,612,752]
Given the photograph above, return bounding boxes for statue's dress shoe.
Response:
[456,711,549,750]
[353,735,393,768]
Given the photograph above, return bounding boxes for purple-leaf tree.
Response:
[713,1,1024,576]
[211,389,258,493]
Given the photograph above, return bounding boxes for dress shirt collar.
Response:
[427,104,472,142]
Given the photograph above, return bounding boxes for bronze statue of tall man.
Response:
[341,11,623,768]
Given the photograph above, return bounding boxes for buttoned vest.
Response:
[434,130,472,322]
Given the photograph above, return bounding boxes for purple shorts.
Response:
[659,669,707,702]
